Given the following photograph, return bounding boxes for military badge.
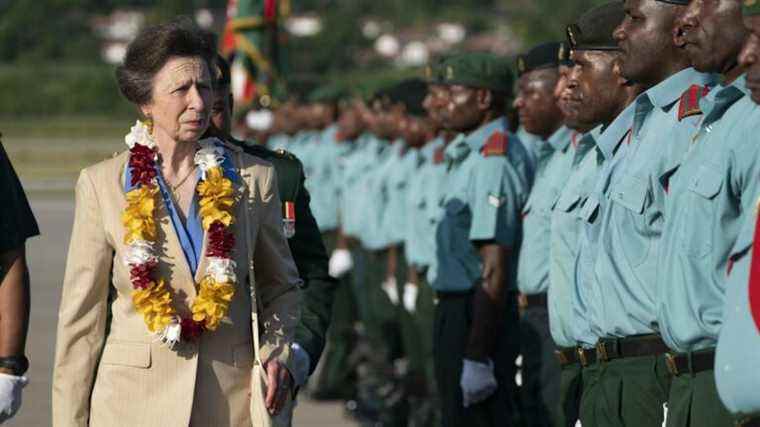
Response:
[283,201,296,238]
[558,43,566,61]
[567,25,577,48]
[517,56,526,74]
[488,193,505,208]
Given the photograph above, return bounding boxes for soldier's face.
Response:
[514,69,563,139]
[614,0,684,85]
[402,115,432,148]
[337,106,364,141]
[740,15,760,103]
[210,84,233,136]
[442,85,487,132]
[677,0,747,74]
[423,84,449,128]
[568,50,623,127]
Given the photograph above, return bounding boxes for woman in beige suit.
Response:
[52,19,300,426]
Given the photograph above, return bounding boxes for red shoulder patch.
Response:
[480,132,509,157]
[678,85,710,121]
[433,146,445,164]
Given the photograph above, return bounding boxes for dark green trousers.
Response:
[666,368,733,427]
[579,355,671,427]
[433,291,521,427]
[518,305,561,427]
[557,361,583,427]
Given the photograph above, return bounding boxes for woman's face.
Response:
[142,56,214,144]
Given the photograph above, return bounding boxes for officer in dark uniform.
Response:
[0,135,37,422]
[206,55,338,390]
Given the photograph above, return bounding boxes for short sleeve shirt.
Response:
[431,118,531,292]
[0,141,40,252]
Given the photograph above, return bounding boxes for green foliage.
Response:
[0,64,134,117]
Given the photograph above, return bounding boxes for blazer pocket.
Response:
[100,341,151,368]
[233,342,254,368]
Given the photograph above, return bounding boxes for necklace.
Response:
[166,165,197,202]
[122,120,237,349]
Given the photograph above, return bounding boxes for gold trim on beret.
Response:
[517,57,526,74]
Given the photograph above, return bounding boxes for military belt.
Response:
[664,348,715,376]
[577,347,598,367]
[596,334,669,362]
[518,292,547,310]
[555,347,579,367]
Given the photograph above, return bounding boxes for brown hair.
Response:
[115,17,216,106]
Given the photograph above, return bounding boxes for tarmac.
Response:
[7,194,356,426]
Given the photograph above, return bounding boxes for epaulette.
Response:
[677,85,710,121]
[433,147,445,164]
[480,132,509,157]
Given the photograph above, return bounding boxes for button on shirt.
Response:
[658,76,760,353]
[715,205,760,415]
[547,131,597,348]
[431,118,531,292]
[517,126,575,295]
[587,68,716,340]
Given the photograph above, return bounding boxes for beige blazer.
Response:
[52,142,301,427]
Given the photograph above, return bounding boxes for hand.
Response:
[402,282,418,313]
[0,373,26,423]
[263,359,292,416]
[460,358,497,408]
[329,249,353,278]
[290,343,311,388]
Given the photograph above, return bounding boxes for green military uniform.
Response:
[514,41,574,427]
[0,138,39,255]
[657,76,760,426]
[430,53,532,427]
[230,138,339,388]
[569,0,717,423]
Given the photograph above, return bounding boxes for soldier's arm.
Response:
[466,244,509,361]
[0,247,30,362]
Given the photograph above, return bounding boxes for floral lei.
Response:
[121,120,238,348]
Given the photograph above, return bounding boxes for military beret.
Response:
[517,42,563,76]
[439,52,514,94]
[558,41,573,67]
[744,0,760,16]
[423,57,447,84]
[384,78,429,117]
[567,1,624,51]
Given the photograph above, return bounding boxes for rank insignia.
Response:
[558,43,566,62]
[677,85,710,121]
[283,201,296,238]
[517,56,526,74]
[480,132,509,157]
[566,25,577,48]
[488,194,505,208]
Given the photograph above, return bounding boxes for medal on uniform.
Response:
[283,201,296,238]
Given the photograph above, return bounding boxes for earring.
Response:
[144,116,154,135]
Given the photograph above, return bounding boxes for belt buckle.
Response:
[577,347,588,367]
[596,341,609,362]
[665,353,679,376]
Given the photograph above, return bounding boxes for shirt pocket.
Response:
[680,165,724,258]
[100,340,152,369]
[609,174,651,268]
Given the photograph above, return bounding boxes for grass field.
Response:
[1,116,132,187]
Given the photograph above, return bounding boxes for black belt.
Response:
[596,334,669,362]
[665,348,715,376]
[518,292,547,309]
[555,347,598,367]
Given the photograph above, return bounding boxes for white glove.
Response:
[402,282,418,313]
[328,249,353,278]
[0,373,26,423]
[382,277,399,305]
[290,343,311,387]
[460,358,497,408]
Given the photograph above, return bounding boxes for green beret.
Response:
[517,42,562,76]
[744,0,760,16]
[439,52,514,94]
[384,78,429,117]
[423,57,446,84]
[567,1,624,51]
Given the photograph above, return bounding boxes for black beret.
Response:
[567,1,624,51]
[558,41,573,67]
[517,42,562,77]
[375,79,429,117]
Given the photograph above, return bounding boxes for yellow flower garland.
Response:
[123,161,237,341]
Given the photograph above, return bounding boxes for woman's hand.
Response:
[263,359,293,415]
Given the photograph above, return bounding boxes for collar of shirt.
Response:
[573,130,597,165]
[645,67,717,112]
[699,74,748,129]
[548,126,574,153]
[421,136,444,161]
[596,102,636,161]
[321,124,339,143]
[443,117,507,164]
[443,133,469,165]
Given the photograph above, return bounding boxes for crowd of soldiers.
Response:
[237,0,760,426]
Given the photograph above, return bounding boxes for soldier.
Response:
[0,137,36,423]
[206,55,338,394]
[552,4,645,426]
[429,52,530,427]
[512,41,572,427]
[657,1,760,425]
[574,0,715,425]
[714,6,760,424]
